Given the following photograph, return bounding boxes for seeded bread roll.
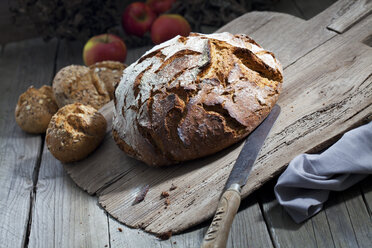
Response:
[89,61,127,99]
[113,32,283,166]
[46,103,107,163]
[15,85,58,133]
[52,65,111,110]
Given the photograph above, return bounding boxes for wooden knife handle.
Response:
[201,185,241,248]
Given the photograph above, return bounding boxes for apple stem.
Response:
[105,34,109,43]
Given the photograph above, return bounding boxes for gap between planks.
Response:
[23,135,44,248]
[0,38,58,248]
[23,40,60,248]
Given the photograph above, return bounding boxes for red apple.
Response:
[83,34,127,66]
[122,2,156,37]
[146,0,176,14]
[151,14,191,44]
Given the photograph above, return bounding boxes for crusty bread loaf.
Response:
[113,32,283,166]
[46,103,107,163]
[53,62,126,110]
[89,61,127,99]
[15,85,58,133]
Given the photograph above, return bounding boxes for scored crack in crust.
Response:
[113,32,283,166]
[46,103,107,163]
[89,61,127,99]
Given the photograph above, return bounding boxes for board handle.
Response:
[201,185,241,248]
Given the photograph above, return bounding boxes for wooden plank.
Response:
[216,8,336,68]
[361,176,372,216]
[259,182,336,248]
[97,146,239,234]
[261,181,372,248]
[343,184,372,248]
[169,226,207,248]
[28,40,110,248]
[227,195,273,248]
[215,12,282,40]
[108,215,171,248]
[310,211,336,248]
[260,190,319,248]
[28,144,110,248]
[0,38,57,248]
[327,0,372,33]
[218,0,367,68]
[324,192,360,248]
[101,159,272,247]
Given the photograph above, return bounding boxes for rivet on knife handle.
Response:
[201,184,241,248]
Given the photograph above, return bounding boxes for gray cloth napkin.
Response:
[274,121,372,223]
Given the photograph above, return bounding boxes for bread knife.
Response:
[201,104,281,248]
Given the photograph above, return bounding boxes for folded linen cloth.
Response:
[274,121,372,223]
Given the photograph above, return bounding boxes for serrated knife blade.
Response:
[225,104,281,191]
[201,104,281,248]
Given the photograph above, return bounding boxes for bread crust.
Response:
[89,61,127,99]
[15,85,58,133]
[113,32,283,166]
[52,65,111,110]
[46,103,107,163]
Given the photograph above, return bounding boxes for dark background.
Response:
[1,0,336,46]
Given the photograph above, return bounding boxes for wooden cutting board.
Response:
[63,0,372,235]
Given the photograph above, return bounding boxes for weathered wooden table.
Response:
[1,0,371,247]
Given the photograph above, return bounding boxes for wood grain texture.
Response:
[324,193,360,248]
[259,185,331,248]
[216,9,336,68]
[226,196,274,248]
[28,144,110,248]
[63,0,372,236]
[0,38,57,248]
[169,227,208,248]
[309,211,336,248]
[342,185,372,248]
[327,0,372,33]
[361,176,372,216]
[108,215,172,248]
[260,179,338,248]
[28,40,110,248]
